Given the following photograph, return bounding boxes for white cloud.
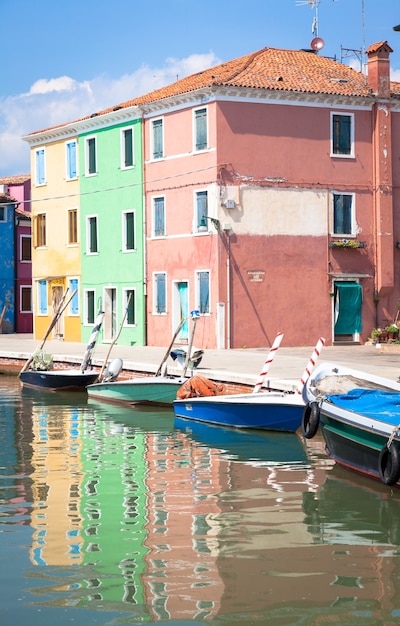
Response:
[0,52,221,177]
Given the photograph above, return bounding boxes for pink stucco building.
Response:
[137,41,400,348]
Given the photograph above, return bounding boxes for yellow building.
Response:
[24,128,81,341]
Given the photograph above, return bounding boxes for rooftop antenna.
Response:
[296,0,325,51]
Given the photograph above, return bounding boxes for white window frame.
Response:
[193,106,208,152]
[122,210,136,252]
[85,136,97,176]
[151,117,164,160]
[153,272,167,314]
[0,206,7,222]
[20,285,32,313]
[66,140,78,180]
[330,112,354,158]
[84,289,96,325]
[195,269,210,315]
[67,207,79,246]
[120,126,135,169]
[331,191,356,236]
[37,279,48,315]
[35,147,46,186]
[195,189,208,233]
[152,196,166,237]
[86,214,99,254]
[123,287,136,326]
[68,278,80,316]
[20,234,32,262]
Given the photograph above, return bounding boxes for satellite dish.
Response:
[310,37,325,51]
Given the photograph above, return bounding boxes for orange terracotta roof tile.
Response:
[0,174,30,184]
[28,45,400,137]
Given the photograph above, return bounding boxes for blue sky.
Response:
[1,0,399,177]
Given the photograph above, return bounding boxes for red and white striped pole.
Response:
[296,337,326,394]
[252,332,284,393]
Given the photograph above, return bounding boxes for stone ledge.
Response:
[375,343,400,353]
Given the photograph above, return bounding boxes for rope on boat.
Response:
[386,425,400,448]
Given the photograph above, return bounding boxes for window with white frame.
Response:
[196,190,208,231]
[331,113,354,157]
[69,278,79,315]
[151,119,164,159]
[123,211,135,251]
[121,127,134,168]
[86,215,98,253]
[153,197,165,237]
[68,208,78,245]
[35,148,46,185]
[20,286,32,313]
[85,136,97,175]
[66,140,78,180]
[21,235,31,261]
[123,288,136,325]
[154,272,166,313]
[0,206,6,222]
[38,280,48,315]
[194,107,208,151]
[196,270,210,314]
[85,289,96,324]
[333,193,354,235]
[35,213,46,247]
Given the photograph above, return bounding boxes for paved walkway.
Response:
[0,334,399,386]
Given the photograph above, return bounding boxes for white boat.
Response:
[302,361,400,486]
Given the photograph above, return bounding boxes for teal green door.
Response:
[334,282,362,335]
[177,282,189,340]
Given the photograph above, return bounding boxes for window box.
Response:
[329,239,365,249]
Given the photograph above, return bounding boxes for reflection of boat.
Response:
[302,362,400,486]
[19,311,104,392]
[88,399,175,433]
[87,311,203,406]
[174,416,308,464]
[304,465,400,546]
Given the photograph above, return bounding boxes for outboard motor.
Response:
[103,358,123,382]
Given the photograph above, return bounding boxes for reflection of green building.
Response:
[79,410,148,608]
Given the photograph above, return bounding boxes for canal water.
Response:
[1,375,400,626]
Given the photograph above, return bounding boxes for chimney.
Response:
[367,41,393,98]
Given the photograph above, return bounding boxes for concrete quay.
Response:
[0,334,399,387]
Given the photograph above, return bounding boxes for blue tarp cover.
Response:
[326,388,400,424]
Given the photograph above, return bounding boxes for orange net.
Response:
[177,374,226,399]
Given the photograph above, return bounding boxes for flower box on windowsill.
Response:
[329,239,366,249]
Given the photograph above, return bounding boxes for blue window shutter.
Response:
[70,279,79,314]
[197,191,208,226]
[68,142,77,178]
[153,120,163,159]
[199,272,210,313]
[156,274,166,313]
[39,280,47,314]
[195,109,207,150]
[154,198,165,236]
[36,149,45,184]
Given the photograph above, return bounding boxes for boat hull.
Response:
[173,391,305,431]
[87,376,186,405]
[303,362,400,485]
[19,369,99,391]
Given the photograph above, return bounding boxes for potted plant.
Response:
[371,328,383,343]
[386,325,399,340]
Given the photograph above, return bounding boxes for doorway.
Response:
[333,281,362,343]
[173,281,189,342]
[52,286,64,339]
[104,287,117,341]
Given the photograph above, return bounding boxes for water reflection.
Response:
[1,375,400,625]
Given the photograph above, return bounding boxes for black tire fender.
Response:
[378,444,400,486]
[302,401,320,439]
